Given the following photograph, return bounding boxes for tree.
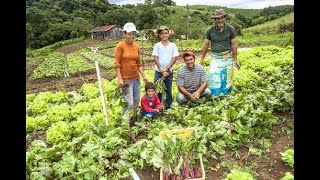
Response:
[97,8,136,27]
[136,7,159,29]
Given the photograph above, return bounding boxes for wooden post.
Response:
[95,61,109,125]
[89,46,109,125]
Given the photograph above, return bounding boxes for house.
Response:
[89,24,123,40]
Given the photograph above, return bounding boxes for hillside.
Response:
[242,12,294,35]
[26,10,294,94]
[26,0,293,49]
[237,12,294,47]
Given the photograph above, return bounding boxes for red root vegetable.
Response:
[183,161,190,178]
[193,167,201,178]
[163,171,169,180]
[176,174,184,180]
[190,169,195,178]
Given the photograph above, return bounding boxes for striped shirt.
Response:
[177,64,207,92]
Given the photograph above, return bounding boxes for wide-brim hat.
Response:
[211,9,228,18]
[122,22,138,33]
[181,51,195,59]
[156,25,169,34]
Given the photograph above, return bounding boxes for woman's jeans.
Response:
[154,70,173,109]
[122,79,140,116]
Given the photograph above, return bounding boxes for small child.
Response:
[140,82,163,117]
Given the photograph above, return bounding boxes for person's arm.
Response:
[138,66,148,83]
[152,44,164,72]
[154,56,163,72]
[165,44,179,72]
[200,39,210,65]
[141,97,155,113]
[114,44,124,87]
[165,56,177,72]
[231,38,240,69]
[115,68,123,87]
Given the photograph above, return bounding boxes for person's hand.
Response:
[160,102,165,110]
[192,91,200,100]
[143,76,149,83]
[234,60,240,70]
[118,78,124,87]
[162,71,169,78]
[188,93,197,102]
[160,68,166,73]
[154,109,160,114]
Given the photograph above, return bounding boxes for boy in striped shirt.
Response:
[176,51,211,105]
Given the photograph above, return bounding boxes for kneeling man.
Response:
[176,51,211,105]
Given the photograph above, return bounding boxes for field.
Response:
[26,12,294,180]
[26,41,294,180]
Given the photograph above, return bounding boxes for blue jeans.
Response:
[122,79,140,115]
[154,71,173,109]
[176,88,212,105]
[141,111,156,117]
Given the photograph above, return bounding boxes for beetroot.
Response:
[193,167,201,178]
[183,161,190,178]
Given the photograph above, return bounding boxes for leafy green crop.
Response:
[225,169,254,180]
[281,148,294,168]
[281,172,294,180]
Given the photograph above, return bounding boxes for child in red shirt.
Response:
[140,82,163,117]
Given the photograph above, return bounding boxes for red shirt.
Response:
[140,94,161,113]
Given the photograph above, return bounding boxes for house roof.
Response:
[89,25,119,33]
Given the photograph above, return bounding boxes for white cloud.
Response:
[109,0,294,9]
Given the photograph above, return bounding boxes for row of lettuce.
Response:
[26,46,294,179]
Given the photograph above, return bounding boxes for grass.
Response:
[242,13,294,35]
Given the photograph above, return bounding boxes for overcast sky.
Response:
[108,0,294,9]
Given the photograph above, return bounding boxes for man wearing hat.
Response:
[200,9,240,96]
[176,51,211,105]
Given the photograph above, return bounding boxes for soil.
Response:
[26,41,293,179]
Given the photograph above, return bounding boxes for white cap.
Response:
[122,22,137,33]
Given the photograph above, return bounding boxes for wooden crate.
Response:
[159,128,206,180]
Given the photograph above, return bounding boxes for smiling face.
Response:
[214,16,226,29]
[184,55,195,70]
[146,88,155,98]
[124,31,136,43]
[159,29,169,41]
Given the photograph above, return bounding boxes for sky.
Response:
[108,0,294,9]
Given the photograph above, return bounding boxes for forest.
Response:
[26,0,293,49]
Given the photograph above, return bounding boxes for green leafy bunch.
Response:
[225,169,254,180]
[281,148,294,168]
[155,77,167,102]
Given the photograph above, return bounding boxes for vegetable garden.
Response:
[26,42,294,179]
